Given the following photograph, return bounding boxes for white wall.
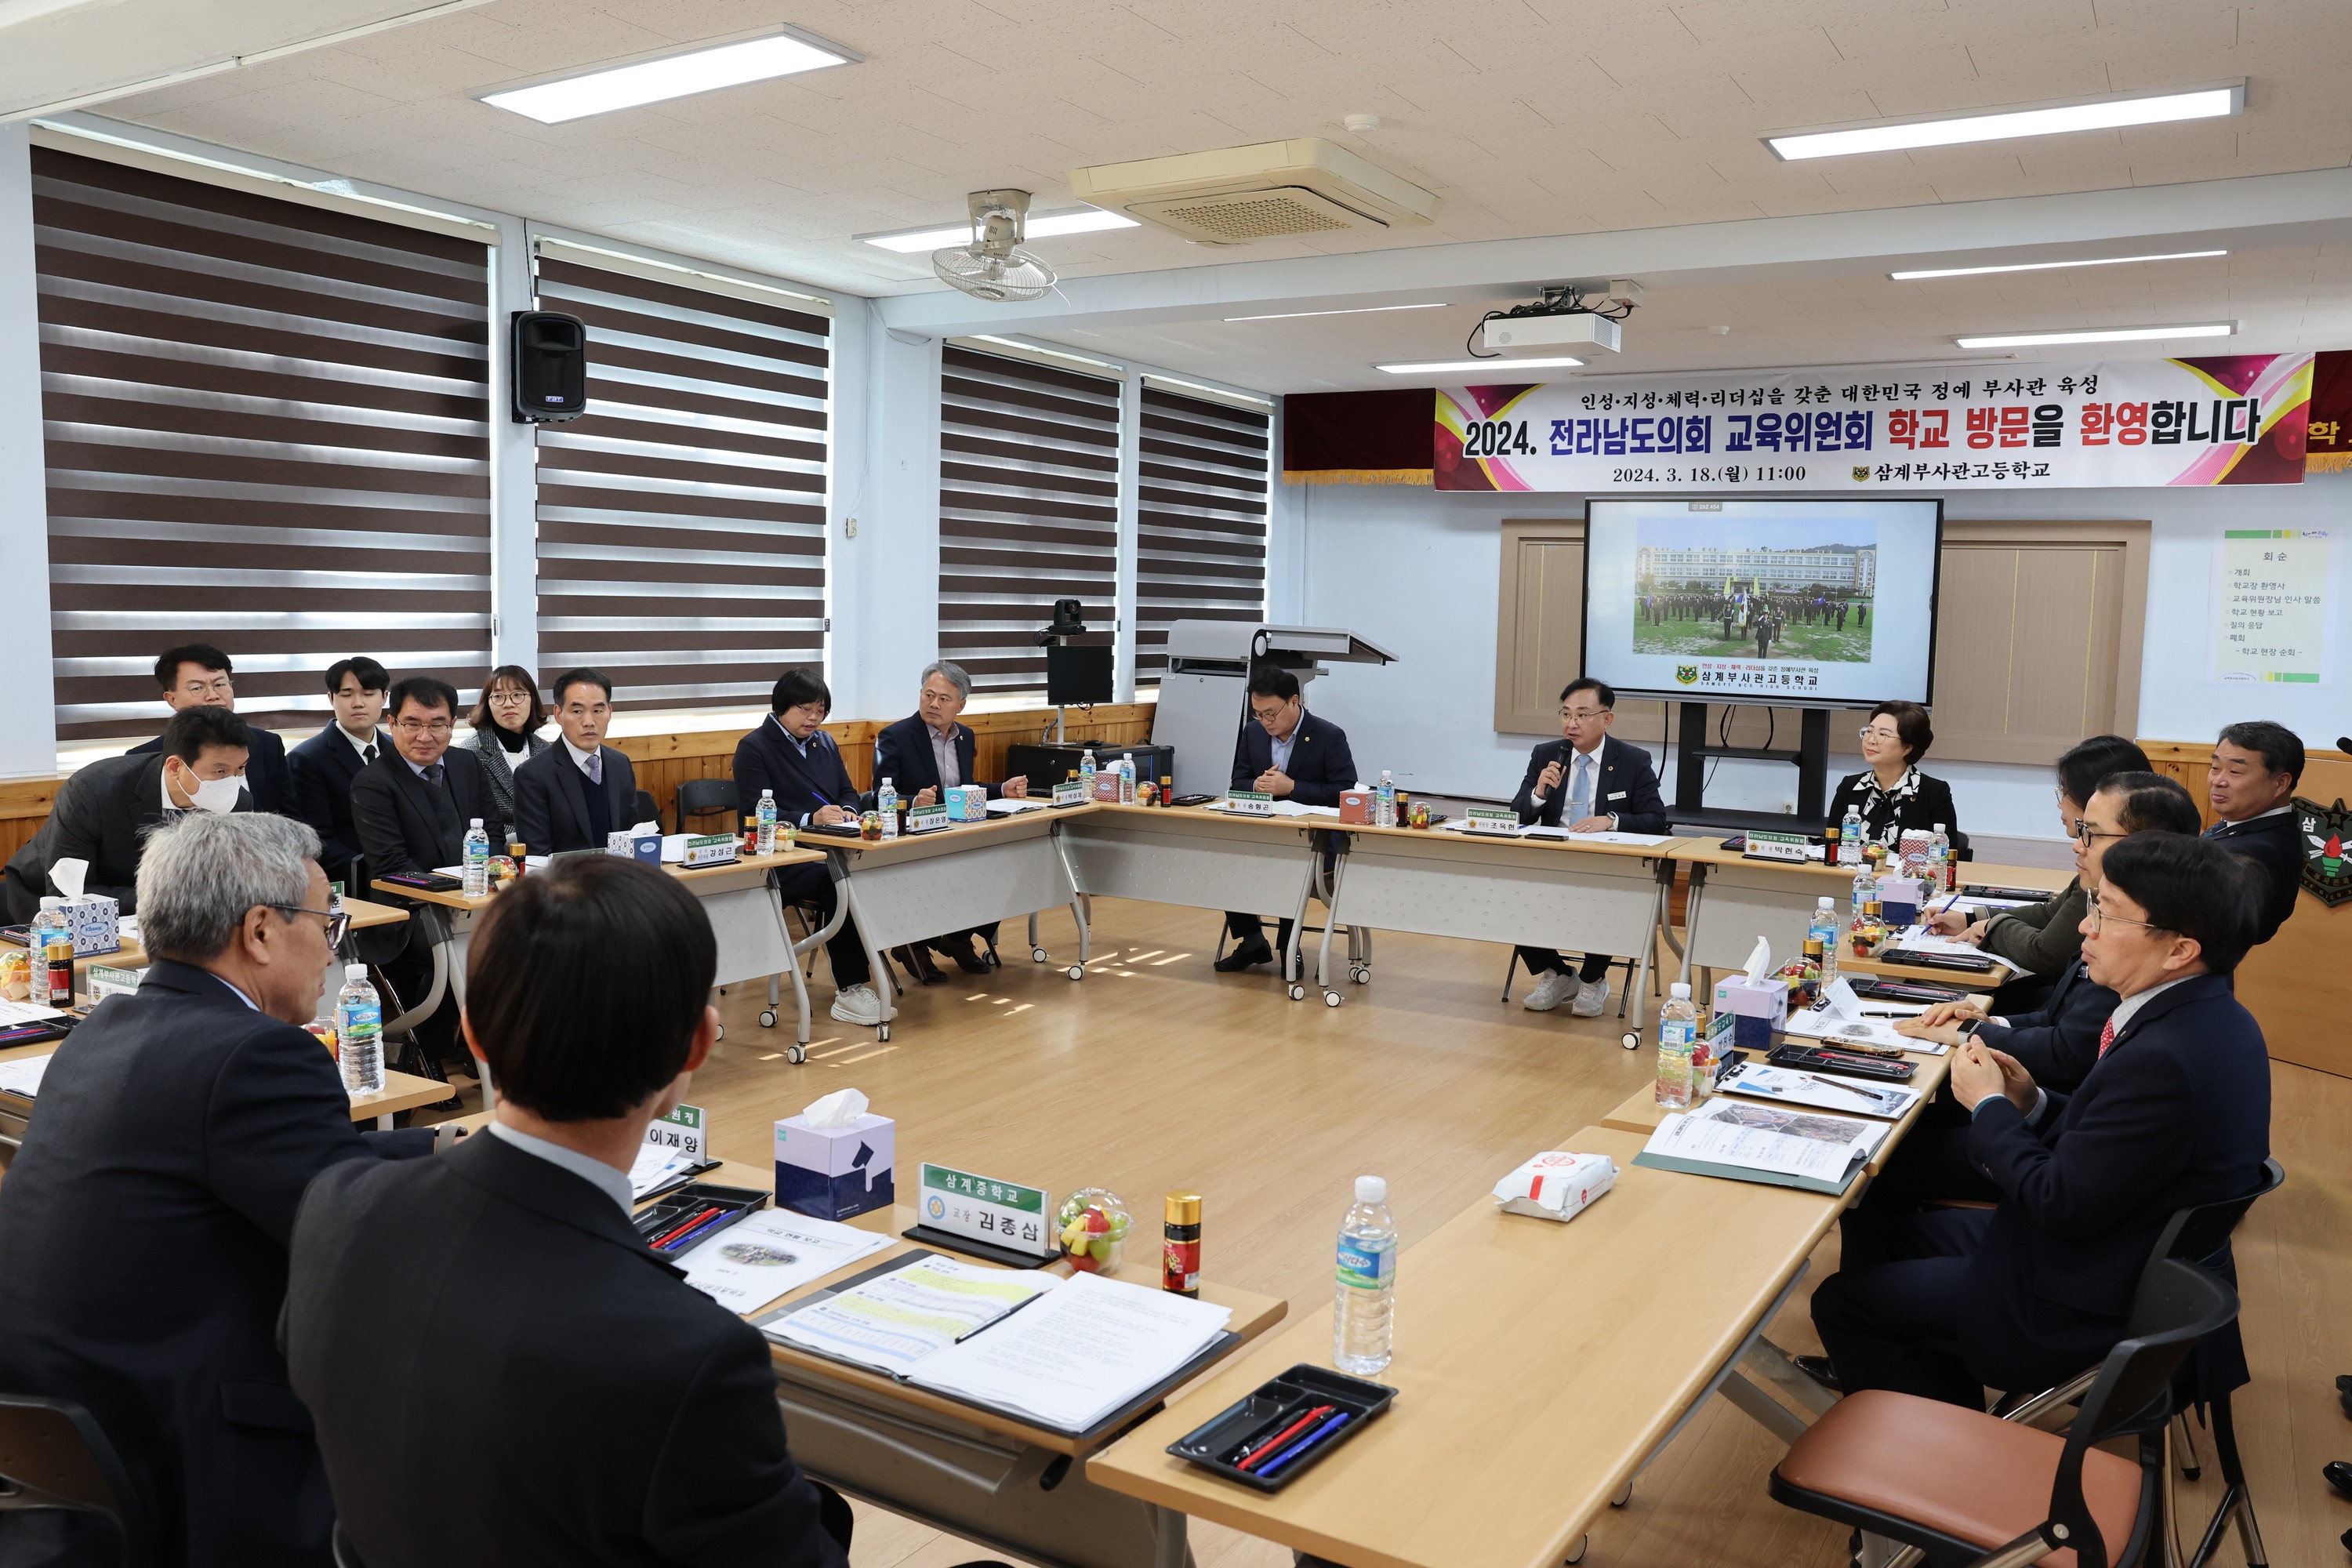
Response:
[1279,473,2352,846]
[0,125,55,779]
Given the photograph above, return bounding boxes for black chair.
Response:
[632,789,660,833]
[1770,1257,2238,1568]
[1497,946,1653,1025]
[675,777,739,837]
[0,1393,151,1567]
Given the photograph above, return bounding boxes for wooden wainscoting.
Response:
[2140,738,2352,1080]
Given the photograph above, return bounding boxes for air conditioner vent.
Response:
[1133,187,1367,242]
[1069,139,1439,247]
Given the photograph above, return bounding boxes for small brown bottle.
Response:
[1162,1192,1202,1296]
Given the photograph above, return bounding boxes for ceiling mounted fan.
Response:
[932,188,1057,303]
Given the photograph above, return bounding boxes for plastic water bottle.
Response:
[462,818,490,897]
[1928,822,1953,892]
[1377,769,1396,828]
[1850,860,1879,927]
[336,964,383,1095]
[1333,1175,1397,1375]
[1080,748,1097,794]
[30,896,64,964]
[877,777,899,839]
[1838,804,1864,866]
[1809,897,1842,1004]
[755,788,779,855]
[1655,982,1697,1109]
[1119,753,1137,804]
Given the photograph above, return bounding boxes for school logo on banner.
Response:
[2298,797,2352,907]
[1675,664,1700,686]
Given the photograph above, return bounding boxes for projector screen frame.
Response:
[1576,494,1946,711]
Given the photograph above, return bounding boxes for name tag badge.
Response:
[1608,790,1626,800]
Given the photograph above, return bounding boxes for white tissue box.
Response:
[775,1111,895,1221]
[60,895,121,956]
[1493,1151,1617,1221]
[945,784,987,822]
[607,829,662,864]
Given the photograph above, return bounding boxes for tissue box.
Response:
[60,895,121,956]
[1091,771,1124,802]
[1713,974,1787,1051]
[1338,789,1374,825]
[1493,1151,1617,1221]
[608,829,662,864]
[1879,876,1922,925]
[774,1111,895,1221]
[945,784,988,822]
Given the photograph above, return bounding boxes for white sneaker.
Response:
[1570,977,1610,1018]
[1523,971,1581,1012]
[829,983,883,1026]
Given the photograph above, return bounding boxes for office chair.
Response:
[674,777,738,837]
[1770,1257,2237,1568]
[1497,947,1655,1022]
[632,789,660,832]
[0,1393,151,1567]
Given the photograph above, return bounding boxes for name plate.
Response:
[1744,830,1809,863]
[1052,780,1087,806]
[917,1162,1055,1258]
[681,833,738,867]
[1464,807,1519,834]
[647,1102,707,1163]
[1225,789,1274,815]
[85,964,142,1000]
[906,803,951,833]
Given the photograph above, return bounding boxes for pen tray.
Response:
[1167,1363,1396,1492]
[633,1181,768,1252]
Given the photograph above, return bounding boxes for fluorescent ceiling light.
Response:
[1893,249,2227,281]
[1377,356,1584,375]
[858,209,1137,253]
[1225,302,1448,323]
[483,28,856,124]
[1953,322,2235,349]
[1768,84,2241,161]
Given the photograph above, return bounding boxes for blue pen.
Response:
[1254,1410,1352,1479]
[660,1211,735,1253]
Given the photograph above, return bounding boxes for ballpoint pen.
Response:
[1802,1071,1899,1105]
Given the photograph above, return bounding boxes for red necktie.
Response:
[2097,1018,2116,1058]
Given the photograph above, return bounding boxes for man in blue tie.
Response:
[2201,719,2304,943]
[1512,678,1670,1018]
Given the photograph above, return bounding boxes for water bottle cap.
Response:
[761,788,772,798]
[38,896,59,911]
[1817,896,1834,908]
[470,817,482,827]
[345,963,368,980]
[1933,822,1946,832]
[1670,982,1692,998]
[1355,1174,1386,1203]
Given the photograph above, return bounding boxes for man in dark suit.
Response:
[514,666,640,855]
[286,855,849,1568]
[872,659,1030,976]
[1214,662,1357,974]
[1512,677,1670,1018]
[2204,718,2305,943]
[1811,832,2271,1406]
[5,704,255,919]
[351,676,506,1064]
[125,642,290,815]
[732,667,878,1026]
[0,812,435,1566]
[285,655,390,890]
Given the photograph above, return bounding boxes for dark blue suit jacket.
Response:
[512,742,639,855]
[1511,734,1669,833]
[1229,710,1355,808]
[1959,971,2269,1390]
[0,962,430,1565]
[734,716,860,826]
[286,726,383,887]
[872,713,1008,800]
[1974,956,2114,1093]
[130,720,288,816]
[2205,811,2301,943]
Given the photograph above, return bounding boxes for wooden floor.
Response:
[432,895,2352,1568]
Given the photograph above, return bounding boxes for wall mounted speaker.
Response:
[510,310,586,423]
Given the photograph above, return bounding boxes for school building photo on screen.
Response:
[1631,515,1878,663]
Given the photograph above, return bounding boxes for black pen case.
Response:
[633,1181,768,1251]
[1167,1363,1396,1492]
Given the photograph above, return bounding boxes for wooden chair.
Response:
[0,1394,150,1567]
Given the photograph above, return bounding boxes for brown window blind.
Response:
[532,252,829,711]
[1136,385,1270,682]
[939,344,1120,693]
[34,146,492,741]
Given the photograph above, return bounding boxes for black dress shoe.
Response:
[2326,1459,2352,1501]
[889,945,946,985]
[931,934,991,975]
[1791,1354,1843,1393]
[1214,938,1276,973]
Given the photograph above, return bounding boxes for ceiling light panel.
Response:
[1768,84,2241,162]
[1377,356,1584,375]
[858,209,1137,253]
[483,29,857,124]
[1891,250,2228,281]
[1225,303,1448,322]
[1952,323,2235,349]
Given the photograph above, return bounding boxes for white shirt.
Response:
[2103,975,2195,1040]
[488,1121,634,1214]
[1269,711,1304,774]
[561,735,603,777]
[339,725,383,765]
[1537,739,1617,827]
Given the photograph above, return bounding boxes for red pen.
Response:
[650,1206,722,1249]
[1236,1404,1334,1472]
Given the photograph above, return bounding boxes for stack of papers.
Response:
[629,1143,700,1200]
[1889,927,1993,959]
[985,797,1049,815]
[673,1210,889,1314]
[1716,1062,1919,1120]
[1519,826,1676,848]
[764,1256,1232,1432]
[1784,978,1944,1054]
[1635,1100,1890,1195]
[0,1051,54,1098]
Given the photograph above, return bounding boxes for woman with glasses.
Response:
[1825,700,1969,860]
[464,666,550,833]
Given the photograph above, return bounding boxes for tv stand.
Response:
[1669,703,1832,835]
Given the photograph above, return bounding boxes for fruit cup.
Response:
[1054,1187,1132,1276]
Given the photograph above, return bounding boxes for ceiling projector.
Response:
[1471,281,1639,358]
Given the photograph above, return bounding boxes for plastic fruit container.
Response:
[1056,1188,1132,1275]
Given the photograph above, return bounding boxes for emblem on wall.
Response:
[2298,797,2352,908]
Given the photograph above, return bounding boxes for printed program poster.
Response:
[2214,527,2335,684]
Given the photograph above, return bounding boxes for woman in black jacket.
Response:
[1828,700,1969,858]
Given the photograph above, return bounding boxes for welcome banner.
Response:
[1435,354,2314,492]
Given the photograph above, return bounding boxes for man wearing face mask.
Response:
[4,704,253,919]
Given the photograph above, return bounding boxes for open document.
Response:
[1518,826,1677,848]
[1784,977,1945,1054]
[0,1051,53,1098]
[763,1254,1059,1376]
[673,1210,889,1315]
[1716,1062,1919,1120]
[1635,1101,1890,1195]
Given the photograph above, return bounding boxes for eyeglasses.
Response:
[2072,819,2129,847]
[390,717,453,735]
[2083,891,2165,935]
[1858,727,1901,743]
[1559,707,1609,722]
[271,906,352,946]
[180,675,234,696]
